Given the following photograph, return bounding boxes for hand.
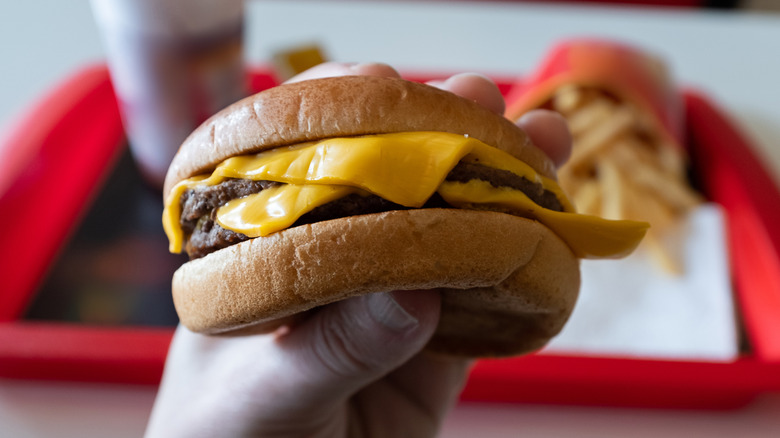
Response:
[145,62,571,438]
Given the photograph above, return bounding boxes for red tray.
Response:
[1,64,779,408]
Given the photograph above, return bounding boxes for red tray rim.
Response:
[1,64,779,409]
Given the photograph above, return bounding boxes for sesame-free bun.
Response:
[173,209,579,357]
[163,75,556,197]
[166,76,580,357]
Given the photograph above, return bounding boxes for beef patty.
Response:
[179,162,564,259]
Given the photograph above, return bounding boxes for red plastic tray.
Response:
[1,64,779,409]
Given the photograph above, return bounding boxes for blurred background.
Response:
[1,1,780,437]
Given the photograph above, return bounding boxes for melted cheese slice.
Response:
[217,184,359,238]
[163,132,647,258]
[438,181,647,259]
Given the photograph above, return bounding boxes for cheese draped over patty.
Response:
[163,132,647,258]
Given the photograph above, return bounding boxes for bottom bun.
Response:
[172,209,580,357]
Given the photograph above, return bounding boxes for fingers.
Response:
[287,63,504,116]
[151,295,441,438]
[285,61,401,84]
[426,73,506,115]
[273,290,442,409]
[352,352,472,436]
[427,74,570,166]
[516,109,573,168]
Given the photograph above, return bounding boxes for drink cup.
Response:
[91,0,247,188]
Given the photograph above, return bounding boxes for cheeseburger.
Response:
[162,75,647,357]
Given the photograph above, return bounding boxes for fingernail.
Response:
[366,292,419,332]
[348,61,376,71]
[348,62,400,78]
[444,72,492,84]
[348,61,385,70]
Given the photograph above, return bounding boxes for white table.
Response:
[2,1,780,436]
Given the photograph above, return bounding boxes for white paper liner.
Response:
[544,204,738,361]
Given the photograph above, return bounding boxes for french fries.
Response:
[549,86,702,274]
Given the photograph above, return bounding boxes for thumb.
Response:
[276,289,441,405]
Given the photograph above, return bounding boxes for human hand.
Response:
[145,62,571,438]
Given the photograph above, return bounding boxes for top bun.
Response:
[163,75,556,197]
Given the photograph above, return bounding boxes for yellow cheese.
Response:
[438,180,647,259]
[162,131,647,258]
[164,131,534,252]
[216,184,359,238]
[163,175,208,254]
[202,132,503,206]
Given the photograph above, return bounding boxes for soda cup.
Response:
[91,0,247,188]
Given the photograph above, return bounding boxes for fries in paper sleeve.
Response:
[507,40,702,274]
